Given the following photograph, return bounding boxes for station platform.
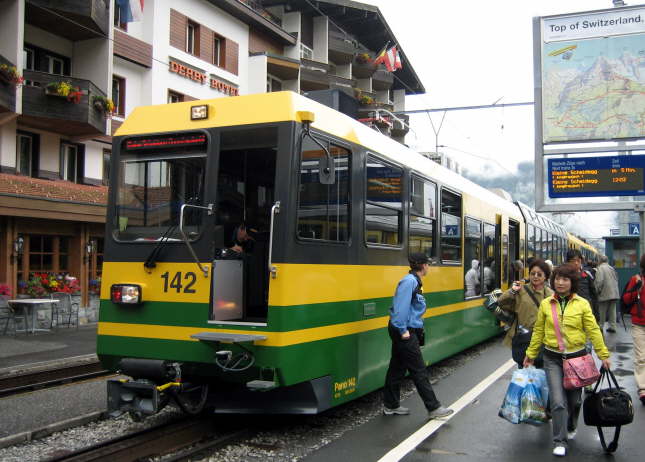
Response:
[0,324,98,374]
[303,324,643,462]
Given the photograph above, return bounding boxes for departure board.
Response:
[548,155,645,198]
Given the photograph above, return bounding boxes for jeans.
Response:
[598,300,617,330]
[633,324,645,395]
[383,323,441,411]
[543,352,582,447]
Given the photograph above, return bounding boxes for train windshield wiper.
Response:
[143,224,177,270]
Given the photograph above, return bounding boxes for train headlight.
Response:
[111,284,142,305]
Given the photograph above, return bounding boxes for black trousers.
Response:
[383,323,440,411]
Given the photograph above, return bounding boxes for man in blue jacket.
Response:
[383,253,454,419]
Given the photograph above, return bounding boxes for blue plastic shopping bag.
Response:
[520,368,548,425]
[499,368,529,424]
[499,367,548,425]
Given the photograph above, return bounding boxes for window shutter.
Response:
[77,144,86,184]
[223,38,238,75]
[169,9,187,51]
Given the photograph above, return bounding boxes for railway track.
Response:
[0,360,111,398]
[42,418,247,462]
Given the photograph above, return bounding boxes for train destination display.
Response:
[548,155,645,198]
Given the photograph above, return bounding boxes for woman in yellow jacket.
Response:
[524,264,611,457]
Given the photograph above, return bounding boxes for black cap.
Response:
[408,252,431,265]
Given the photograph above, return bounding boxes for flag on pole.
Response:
[117,0,144,23]
[373,45,403,72]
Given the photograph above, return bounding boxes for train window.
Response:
[440,189,461,263]
[464,217,482,298]
[527,225,536,260]
[365,156,403,246]
[409,175,436,259]
[483,223,498,293]
[114,138,207,242]
[502,233,509,286]
[297,140,351,242]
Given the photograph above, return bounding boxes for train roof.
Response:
[115,91,521,217]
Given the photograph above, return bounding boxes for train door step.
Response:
[246,380,277,391]
[191,332,267,344]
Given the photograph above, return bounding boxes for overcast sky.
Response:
[362,0,628,240]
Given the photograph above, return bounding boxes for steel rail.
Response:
[41,418,247,462]
[0,361,110,398]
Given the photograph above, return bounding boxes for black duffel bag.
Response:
[583,367,634,453]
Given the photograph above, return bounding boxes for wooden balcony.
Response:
[328,30,355,65]
[372,69,394,90]
[0,55,17,113]
[20,70,107,137]
[25,0,110,40]
[353,58,376,79]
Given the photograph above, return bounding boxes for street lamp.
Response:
[85,239,96,262]
[12,236,24,264]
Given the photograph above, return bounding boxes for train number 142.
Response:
[160,271,197,293]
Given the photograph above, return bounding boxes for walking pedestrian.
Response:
[595,255,619,333]
[524,264,611,457]
[566,249,599,322]
[383,252,454,419]
[620,254,645,405]
[497,259,553,368]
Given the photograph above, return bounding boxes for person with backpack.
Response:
[567,249,599,322]
[620,254,645,405]
[383,253,454,419]
[595,255,619,333]
[497,259,553,368]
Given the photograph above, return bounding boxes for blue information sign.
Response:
[548,155,645,198]
[629,223,640,236]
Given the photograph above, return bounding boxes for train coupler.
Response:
[107,379,177,417]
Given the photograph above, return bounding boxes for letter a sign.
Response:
[629,223,640,236]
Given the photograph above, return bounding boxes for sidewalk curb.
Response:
[0,410,108,449]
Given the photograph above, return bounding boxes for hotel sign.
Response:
[169,60,238,96]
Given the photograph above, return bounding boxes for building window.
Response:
[409,175,436,260]
[464,217,482,298]
[48,56,65,75]
[60,143,78,182]
[113,0,127,30]
[297,140,351,242]
[186,21,199,55]
[112,75,125,116]
[103,149,111,185]
[16,134,34,176]
[440,188,462,263]
[23,47,34,70]
[168,90,184,103]
[365,155,402,246]
[213,35,221,66]
[266,74,282,92]
[300,43,313,60]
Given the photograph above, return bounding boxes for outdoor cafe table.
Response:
[7,298,59,334]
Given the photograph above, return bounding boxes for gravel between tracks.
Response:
[0,336,499,462]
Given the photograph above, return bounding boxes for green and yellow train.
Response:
[98,91,596,418]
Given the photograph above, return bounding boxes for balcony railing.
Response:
[237,0,282,27]
[0,55,17,113]
[21,70,107,137]
[26,0,110,39]
[328,30,356,65]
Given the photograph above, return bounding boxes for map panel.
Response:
[542,34,645,143]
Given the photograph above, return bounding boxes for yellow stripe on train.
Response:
[97,298,483,347]
[101,262,466,306]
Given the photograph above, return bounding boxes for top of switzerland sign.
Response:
[538,6,645,144]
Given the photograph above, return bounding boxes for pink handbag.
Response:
[550,299,600,390]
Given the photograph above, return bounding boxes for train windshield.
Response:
[113,133,207,242]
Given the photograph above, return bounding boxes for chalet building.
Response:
[0,0,424,311]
